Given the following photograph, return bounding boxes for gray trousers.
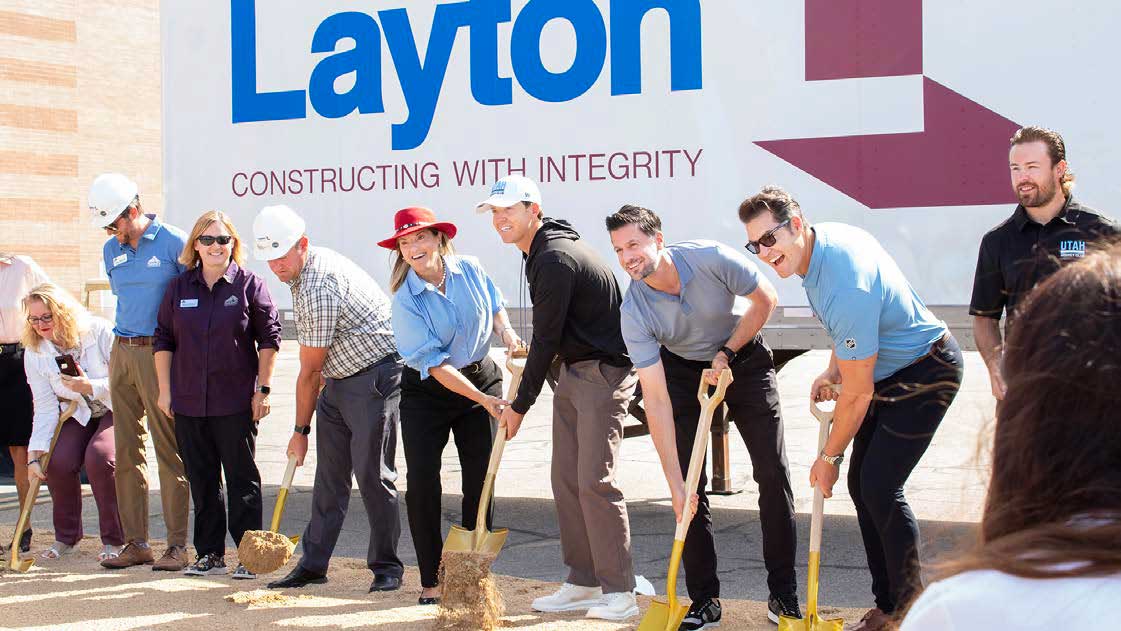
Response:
[298,358,404,577]
[551,359,638,594]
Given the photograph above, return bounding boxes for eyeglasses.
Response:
[745,219,792,254]
[27,313,54,325]
[197,235,233,246]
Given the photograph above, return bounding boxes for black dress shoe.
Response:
[369,574,401,592]
[418,596,440,605]
[267,565,327,589]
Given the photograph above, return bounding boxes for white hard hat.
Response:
[88,173,138,227]
[252,205,306,261]
[475,175,542,213]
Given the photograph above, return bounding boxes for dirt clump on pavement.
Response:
[236,529,295,575]
[224,589,309,605]
[434,550,503,630]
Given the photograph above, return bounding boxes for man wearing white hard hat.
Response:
[89,173,192,571]
[479,176,641,621]
[253,205,405,593]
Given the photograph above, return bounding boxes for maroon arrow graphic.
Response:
[755,0,1021,209]
[756,78,1020,209]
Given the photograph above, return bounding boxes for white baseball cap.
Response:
[252,205,306,261]
[475,175,542,213]
[88,173,138,227]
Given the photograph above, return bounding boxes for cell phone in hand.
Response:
[55,354,80,377]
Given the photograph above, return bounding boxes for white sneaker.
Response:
[586,591,640,621]
[532,583,604,612]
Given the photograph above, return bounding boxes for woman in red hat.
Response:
[380,207,521,605]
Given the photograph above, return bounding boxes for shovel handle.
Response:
[269,454,299,533]
[673,369,732,541]
[471,354,526,545]
[9,400,77,570]
[806,386,839,618]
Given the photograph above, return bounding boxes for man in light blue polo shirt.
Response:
[90,173,191,571]
[606,205,800,629]
[739,186,964,631]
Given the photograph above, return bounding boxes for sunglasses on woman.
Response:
[197,235,233,246]
[744,219,791,254]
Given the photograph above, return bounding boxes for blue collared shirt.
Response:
[391,255,504,379]
[103,215,188,337]
[802,223,946,382]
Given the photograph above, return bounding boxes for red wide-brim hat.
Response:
[377,206,458,249]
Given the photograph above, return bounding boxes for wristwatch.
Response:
[257,385,271,395]
[293,424,311,435]
[718,345,736,361]
[820,450,844,466]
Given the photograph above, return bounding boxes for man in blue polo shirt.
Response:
[89,173,191,571]
[606,205,800,629]
[739,186,964,631]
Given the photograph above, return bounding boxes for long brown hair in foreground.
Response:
[939,242,1121,581]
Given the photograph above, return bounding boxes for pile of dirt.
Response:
[224,589,309,606]
[236,529,294,575]
[435,551,504,630]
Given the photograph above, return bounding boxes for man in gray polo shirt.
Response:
[606,205,799,630]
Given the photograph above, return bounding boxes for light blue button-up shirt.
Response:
[103,214,188,337]
[802,223,946,382]
[391,255,504,379]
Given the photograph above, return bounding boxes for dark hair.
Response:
[605,204,662,237]
[738,185,803,225]
[1011,125,1075,194]
[935,242,1121,582]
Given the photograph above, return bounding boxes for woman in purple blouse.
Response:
[154,211,281,579]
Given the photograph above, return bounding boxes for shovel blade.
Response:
[778,614,844,631]
[10,555,34,573]
[637,597,689,631]
[443,525,509,556]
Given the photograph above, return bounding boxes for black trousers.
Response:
[661,336,798,600]
[848,333,963,614]
[0,346,33,447]
[174,410,262,557]
[400,356,502,588]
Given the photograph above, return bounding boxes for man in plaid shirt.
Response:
[252,205,405,593]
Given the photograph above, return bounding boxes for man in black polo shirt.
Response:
[971,126,1119,400]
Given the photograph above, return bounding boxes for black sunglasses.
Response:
[197,235,233,246]
[745,219,791,254]
[103,209,130,234]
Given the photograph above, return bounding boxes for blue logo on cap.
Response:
[491,182,506,195]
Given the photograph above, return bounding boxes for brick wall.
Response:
[0,1,161,316]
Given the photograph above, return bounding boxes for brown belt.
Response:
[117,335,156,347]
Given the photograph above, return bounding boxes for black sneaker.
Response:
[767,593,802,624]
[184,553,227,576]
[679,597,722,630]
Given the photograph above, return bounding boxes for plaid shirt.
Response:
[288,246,396,379]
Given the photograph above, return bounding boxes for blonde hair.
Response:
[388,229,455,293]
[180,211,246,268]
[21,283,88,350]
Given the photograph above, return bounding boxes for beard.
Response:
[1016,178,1059,208]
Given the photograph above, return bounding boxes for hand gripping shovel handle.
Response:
[268,454,299,534]
[469,350,527,549]
[10,400,78,572]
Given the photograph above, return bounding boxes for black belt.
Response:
[0,342,22,355]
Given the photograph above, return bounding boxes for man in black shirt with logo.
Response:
[971,126,1119,400]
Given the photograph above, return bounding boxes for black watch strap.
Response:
[293,424,311,436]
[718,346,736,361]
[258,385,271,395]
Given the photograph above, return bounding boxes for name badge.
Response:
[179,299,199,308]
[112,254,128,267]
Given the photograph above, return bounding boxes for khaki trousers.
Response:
[551,359,638,594]
[109,340,190,546]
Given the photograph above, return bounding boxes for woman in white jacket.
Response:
[22,283,124,562]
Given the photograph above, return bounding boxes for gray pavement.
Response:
[1,348,994,609]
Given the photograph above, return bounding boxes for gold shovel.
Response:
[778,388,843,631]
[8,400,78,573]
[236,453,301,575]
[442,347,528,556]
[639,368,733,631]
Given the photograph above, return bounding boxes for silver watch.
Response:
[820,450,844,466]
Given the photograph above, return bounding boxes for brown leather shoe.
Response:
[152,545,189,571]
[846,608,896,631]
[100,542,155,569]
